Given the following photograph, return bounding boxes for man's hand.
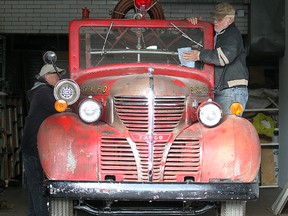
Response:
[186,17,202,25]
[182,50,200,62]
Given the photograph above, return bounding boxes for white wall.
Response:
[0,1,248,34]
[278,0,288,188]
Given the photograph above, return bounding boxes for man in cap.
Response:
[182,2,249,115]
[21,63,65,215]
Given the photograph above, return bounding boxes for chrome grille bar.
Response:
[147,67,155,182]
[100,137,201,182]
[114,96,185,132]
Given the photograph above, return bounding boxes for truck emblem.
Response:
[129,133,172,142]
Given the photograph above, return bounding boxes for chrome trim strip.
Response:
[147,67,155,182]
[91,50,178,55]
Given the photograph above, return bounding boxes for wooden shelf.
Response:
[245,108,279,112]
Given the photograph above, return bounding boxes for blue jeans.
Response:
[22,153,48,216]
[214,86,248,116]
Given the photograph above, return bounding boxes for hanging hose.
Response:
[111,0,165,46]
[111,0,165,20]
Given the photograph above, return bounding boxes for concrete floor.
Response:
[0,185,287,216]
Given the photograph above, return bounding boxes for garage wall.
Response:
[0,0,249,34]
[278,0,288,188]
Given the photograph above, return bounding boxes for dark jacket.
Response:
[199,23,248,90]
[21,82,57,157]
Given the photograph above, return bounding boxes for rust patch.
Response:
[66,143,77,174]
[102,130,117,135]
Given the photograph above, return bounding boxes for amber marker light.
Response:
[55,99,68,112]
[230,102,243,116]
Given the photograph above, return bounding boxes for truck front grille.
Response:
[100,137,200,182]
[114,96,185,132]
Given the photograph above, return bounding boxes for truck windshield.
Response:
[79,22,204,69]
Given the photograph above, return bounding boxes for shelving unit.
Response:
[0,36,23,187]
[0,96,23,187]
[243,107,279,188]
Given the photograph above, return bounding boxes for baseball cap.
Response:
[211,2,235,20]
[38,64,66,77]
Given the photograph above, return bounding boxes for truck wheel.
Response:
[217,201,246,216]
[49,198,75,216]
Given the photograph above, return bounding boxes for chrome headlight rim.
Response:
[197,100,222,127]
[78,98,102,123]
[54,79,80,105]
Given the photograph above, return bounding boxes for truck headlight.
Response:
[197,100,222,127]
[54,79,80,105]
[79,98,102,123]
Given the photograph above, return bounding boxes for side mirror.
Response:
[43,51,57,64]
[43,51,61,78]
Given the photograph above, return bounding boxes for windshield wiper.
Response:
[147,0,160,11]
[170,22,203,48]
[101,22,114,55]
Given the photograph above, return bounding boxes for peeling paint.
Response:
[102,130,117,135]
[86,152,93,158]
[235,161,241,176]
[66,143,77,173]
[80,149,93,158]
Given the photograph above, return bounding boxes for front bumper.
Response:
[44,180,259,201]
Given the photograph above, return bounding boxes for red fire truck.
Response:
[37,2,261,215]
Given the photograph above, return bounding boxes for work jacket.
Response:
[199,23,249,90]
[21,82,57,157]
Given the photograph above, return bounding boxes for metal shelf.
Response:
[261,143,279,147]
[260,185,279,188]
[245,108,279,112]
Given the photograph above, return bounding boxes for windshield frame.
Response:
[69,19,214,80]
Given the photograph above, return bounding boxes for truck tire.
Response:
[217,201,246,216]
[49,198,75,216]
